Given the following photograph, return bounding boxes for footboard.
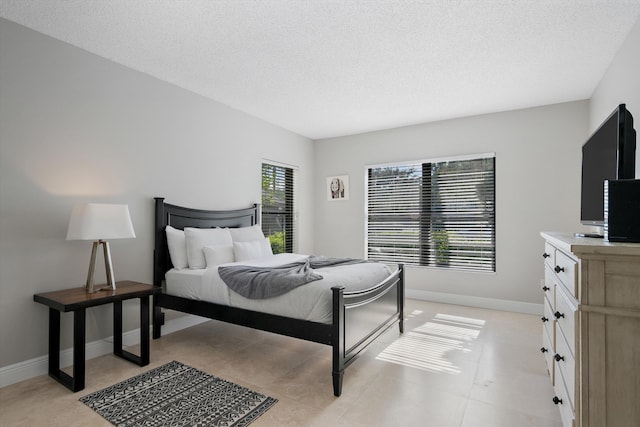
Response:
[331,264,404,396]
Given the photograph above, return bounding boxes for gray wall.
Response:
[0,18,315,368]
[313,101,589,308]
[590,15,640,176]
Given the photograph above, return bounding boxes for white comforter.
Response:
[165,253,392,324]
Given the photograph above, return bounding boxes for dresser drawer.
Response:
[555,250,578,299]
[543,267,555,307]
[555,330,575,408]
[543,242,556,271]
[555,287,577,357]
[541,322,555,384]
[554,371,575,427]
[542,296,555,347]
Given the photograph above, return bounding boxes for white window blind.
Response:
[261,162,296,254]
[367,155,495,272]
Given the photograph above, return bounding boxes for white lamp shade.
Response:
[66,203,136,240]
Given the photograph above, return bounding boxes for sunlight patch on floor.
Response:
[376,313,485,374]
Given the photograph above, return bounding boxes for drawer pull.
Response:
[543,253,550,259]
[542,285,550,292]
[554,265,565,273]
[554,311,565,319]
[553,396,563,405]
[540,347,548,353]
[541,316,549,323]
[554,353,565,362]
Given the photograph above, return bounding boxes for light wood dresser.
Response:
[540,232,640,427]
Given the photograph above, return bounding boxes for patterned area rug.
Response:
[80,361,277,426]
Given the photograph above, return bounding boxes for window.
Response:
[261,162,296,254]
[366,154,495,272]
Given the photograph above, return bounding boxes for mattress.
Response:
[164,253,392,324]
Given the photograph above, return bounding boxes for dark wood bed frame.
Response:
[152,197,404,396]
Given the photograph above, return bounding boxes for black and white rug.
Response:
[80,361,277,426]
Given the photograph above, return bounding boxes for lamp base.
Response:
[86,240,116,293]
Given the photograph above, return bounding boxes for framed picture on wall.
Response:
[327,175,349,201]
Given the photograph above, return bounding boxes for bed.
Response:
[152,197,404,396]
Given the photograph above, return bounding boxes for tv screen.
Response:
[580,104,636,226]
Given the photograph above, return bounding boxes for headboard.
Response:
[153,197,260,287]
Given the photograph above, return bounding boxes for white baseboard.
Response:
[406,289,543,315]
[0,314,208,389]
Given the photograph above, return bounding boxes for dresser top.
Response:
[541,231,640,257]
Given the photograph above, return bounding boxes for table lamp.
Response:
[66,203,136,292]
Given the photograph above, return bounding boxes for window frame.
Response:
[261,161,297,254]
[365,152,496,273]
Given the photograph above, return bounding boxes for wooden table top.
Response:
[33,281,160,312]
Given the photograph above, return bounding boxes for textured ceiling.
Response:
[1,1,640,139]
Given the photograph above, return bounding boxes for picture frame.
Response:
[326,175,349,201]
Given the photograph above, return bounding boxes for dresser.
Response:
[540,232,640,427]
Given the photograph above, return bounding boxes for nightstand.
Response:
[33,281,161,392]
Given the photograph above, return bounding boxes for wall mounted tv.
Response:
[580,103,636,227]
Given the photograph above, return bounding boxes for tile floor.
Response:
[0,299,563,426]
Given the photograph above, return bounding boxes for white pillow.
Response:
[184,227,233,269]
[229,224,266,242]
[165,226,188,269]
[233,238,273,262]
[203,245,235,267]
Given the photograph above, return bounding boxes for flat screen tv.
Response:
[580,104,636,228]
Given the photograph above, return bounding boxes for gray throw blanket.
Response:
[218,256,367,299]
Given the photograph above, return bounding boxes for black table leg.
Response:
[47,307,85,392]
[140,295,150,365]
[73,308,86,391]
[113,299,123,356]
[152,293,162,339]
[48,308,60,378]
[113,296,150,366]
